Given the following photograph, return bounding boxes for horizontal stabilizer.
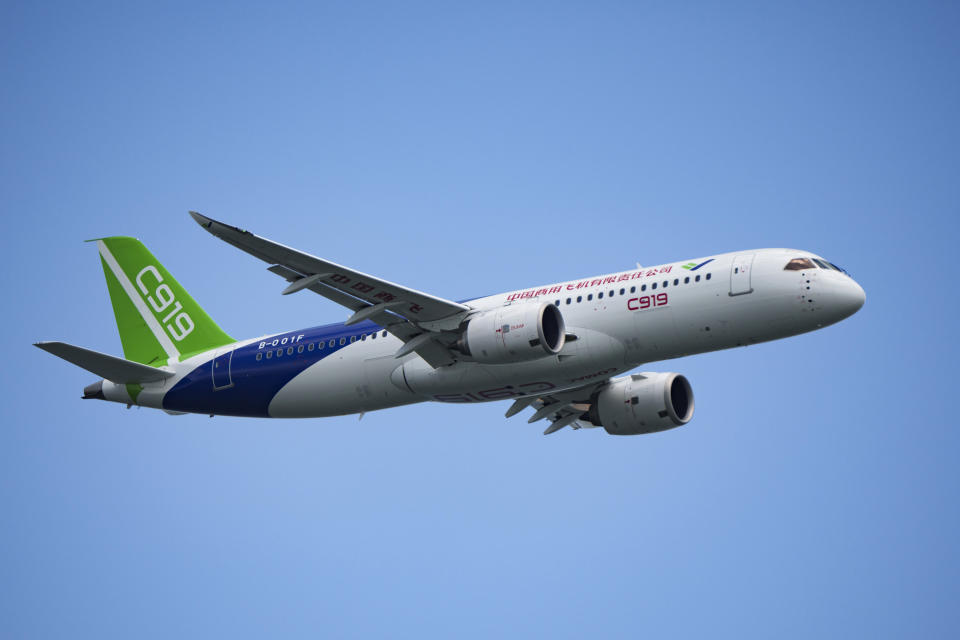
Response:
[35,341,175,384]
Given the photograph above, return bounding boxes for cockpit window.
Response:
[784,258,816,271]
[812,258,832,270]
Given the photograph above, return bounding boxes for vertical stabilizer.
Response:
[94,236,234,365]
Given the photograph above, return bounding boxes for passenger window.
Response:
[361,334,366,341]
[652,283,657,289]
[684,277,690,284]
[673,279,679,286]
[566,298,571,305]
[256,352,262,361]
[619,288,625,295]
[266,350,272,359]
[663,281,668,288]
[706,273,712,280]
[340,337,346,346]
[350,336,356,343]
[298,345,304,353]
[577,296,582,303]
[308,343,314,351]
[287,346,294,355]
[371,332,376,339]
[630,286,635,293]
[277,349,283,357]
[587,294,593,301]
[641,284,647,291]
[382,331,387,338]
[695,275,700,282]
[784,258,816,271]
[598,292,603,299]
[329,339,335,347]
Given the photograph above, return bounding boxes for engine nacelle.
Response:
[458,302,566,364]
[588,373,694,436]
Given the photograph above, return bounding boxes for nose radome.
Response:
[840,279,866,317]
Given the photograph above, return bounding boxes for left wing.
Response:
[189,212,472,367]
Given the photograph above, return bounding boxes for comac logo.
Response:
[135,265,195,341]
[681,258,714,271]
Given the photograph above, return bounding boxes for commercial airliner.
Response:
[36,212,865,435]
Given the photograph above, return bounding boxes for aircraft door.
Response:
[729,254,755,296]
[211,348,234,390]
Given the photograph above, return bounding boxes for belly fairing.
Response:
[267,347,420,418]
[394,326,629,402]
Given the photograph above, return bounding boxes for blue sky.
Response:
[2,1,958,637]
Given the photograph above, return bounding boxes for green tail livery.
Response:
[95,236,234,366]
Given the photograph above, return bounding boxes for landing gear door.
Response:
[729,254,755,296]
[211,348,234,391]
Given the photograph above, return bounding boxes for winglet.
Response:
[189,210,213,228]
[189,211,252,236]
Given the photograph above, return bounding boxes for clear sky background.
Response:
[2,1,958,637]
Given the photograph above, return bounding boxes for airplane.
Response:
[35,212,865,435]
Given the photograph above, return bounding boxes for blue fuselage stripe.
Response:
[163,319,385,417]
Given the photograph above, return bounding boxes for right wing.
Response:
[504,380,609,435]
[190,212,473,367]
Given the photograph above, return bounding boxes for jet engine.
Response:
[457,302,566,364]
[588,373,694,436]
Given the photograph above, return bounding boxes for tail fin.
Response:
[94,236,234,365]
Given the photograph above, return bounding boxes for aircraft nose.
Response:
[837,278,866,318]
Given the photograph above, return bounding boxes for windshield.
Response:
[813,258,847,272]
[785,256,848,273]
[784,258,816,271]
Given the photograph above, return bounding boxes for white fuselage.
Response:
[104,248,865,418]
